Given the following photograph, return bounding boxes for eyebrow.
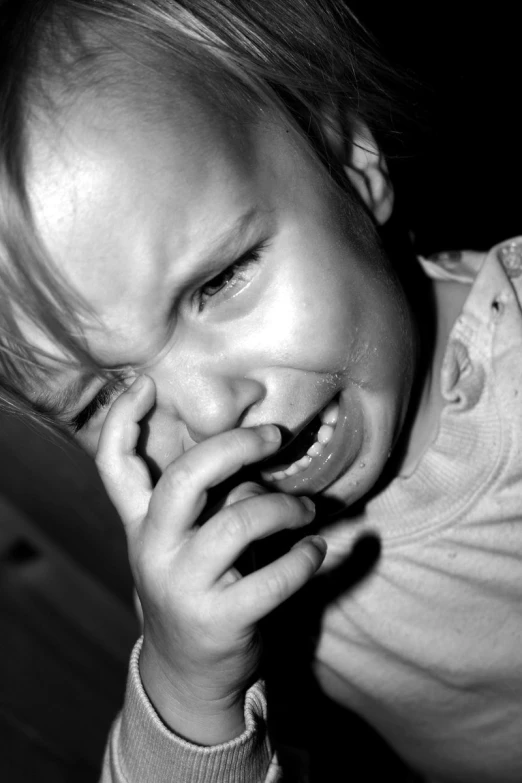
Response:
[192,207,274,269]
[31,207,274,419]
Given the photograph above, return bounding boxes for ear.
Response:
[320,109,394,225]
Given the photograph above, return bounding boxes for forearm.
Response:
[100,638,278,783]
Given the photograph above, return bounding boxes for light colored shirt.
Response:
[314,239,522,782]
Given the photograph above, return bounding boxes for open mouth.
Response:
[262,397,339,481]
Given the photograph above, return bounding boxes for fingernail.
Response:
[130,375,147,393]
[256,424,281,444]
[291,534,327,556]
[300,496,315,514]
[310,535,327,555]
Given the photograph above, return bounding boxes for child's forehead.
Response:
[25,77,294,324]
[32,68,249,163]
[27,79,259,247]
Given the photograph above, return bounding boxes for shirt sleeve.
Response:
[99,638,282,783]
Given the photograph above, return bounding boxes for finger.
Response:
[189,493,316,585]
[95,374,156,527]
[220,535,327,624]
[145,425,281,541]
[223,481,268,507]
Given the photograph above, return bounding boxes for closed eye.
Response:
[70,376,130,432]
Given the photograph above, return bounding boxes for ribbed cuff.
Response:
[112,638,273,783]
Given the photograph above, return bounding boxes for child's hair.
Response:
[0,0,404,430]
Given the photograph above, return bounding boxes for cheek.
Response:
[262,259,411,390]
[252,292,348,371]
[255,254,360,371]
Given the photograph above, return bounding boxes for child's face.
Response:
[27,84,415,506]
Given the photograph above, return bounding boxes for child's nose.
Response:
[183,374,266,443]
[152,357,266,442]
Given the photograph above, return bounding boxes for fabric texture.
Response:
[100,238,522,783]
[100,638,281,782]
[313,238,522,782]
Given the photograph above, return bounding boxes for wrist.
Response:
[139,642,247,745]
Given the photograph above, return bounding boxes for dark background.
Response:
[0,5,519,781]
[353,3,521,255]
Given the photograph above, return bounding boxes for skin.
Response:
[28,89,415,503]
[24,81,427,743]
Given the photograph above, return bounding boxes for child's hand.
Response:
[95,375,326,745]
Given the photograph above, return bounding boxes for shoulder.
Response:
[419,237,522,343]
[419,236,522,297]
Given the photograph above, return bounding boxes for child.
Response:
[1,1,522,781]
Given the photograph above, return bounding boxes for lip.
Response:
[260,390,362,496]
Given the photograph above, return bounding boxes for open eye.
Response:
[197,243,266,312]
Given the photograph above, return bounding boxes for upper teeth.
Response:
[320,401,339,426]
[266,399,339,480]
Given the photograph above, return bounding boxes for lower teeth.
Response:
[267,399,339,480]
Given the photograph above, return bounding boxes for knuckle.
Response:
[256,546,319,604]
[222,427,260,463]
[276,492,301,515]
[219,504,253,541]
[163,461,197,495]
[261,570,291,601]
[224,481,266,507]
